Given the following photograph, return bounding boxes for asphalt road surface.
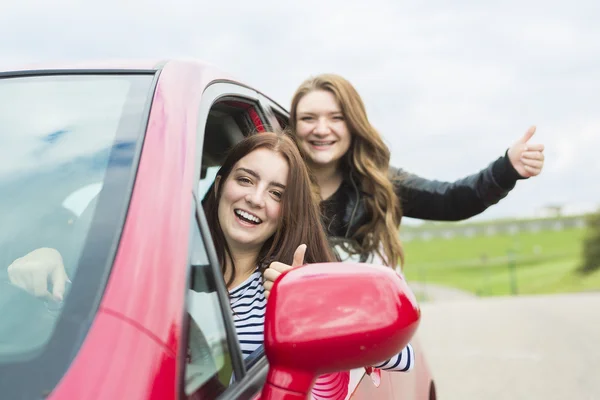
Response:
[414,291,600,400]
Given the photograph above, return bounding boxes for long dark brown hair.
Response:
[290,74,404,267]
[203,131,336,287]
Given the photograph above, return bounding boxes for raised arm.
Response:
[394,126,544,221]
[393,153,520,221]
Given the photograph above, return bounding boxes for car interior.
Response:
[198,100,264,200]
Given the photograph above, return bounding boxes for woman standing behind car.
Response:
[287,73,545,267]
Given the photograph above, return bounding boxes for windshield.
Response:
[0,72,155,397]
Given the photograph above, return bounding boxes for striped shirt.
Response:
[229,269,267,358]
[229,269,415,399]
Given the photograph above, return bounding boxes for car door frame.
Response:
[181,81,273,400]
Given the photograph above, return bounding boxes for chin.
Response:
[313,156,338,166]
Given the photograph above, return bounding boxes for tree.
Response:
[579,210,600,274]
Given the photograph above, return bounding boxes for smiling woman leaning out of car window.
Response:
[200,132,415,399]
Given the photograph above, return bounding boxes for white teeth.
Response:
[311,141,334,146]
[235,209,262,224]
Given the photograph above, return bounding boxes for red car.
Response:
[0,60,435,399]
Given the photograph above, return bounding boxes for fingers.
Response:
[30,272,54,299]
[264,260,295,299]
[524,143,544,152]
[263,266,283,283]
[519,126,536,144]
[264,246,308,299]
[263,279,274,299]
[521,149,544,174]
[7,270,27,292]
[267,261,293,274]
[7,252,67,301]
[523,164,542,177]
[7,261,48,297]
[292,244,307,267]
[521,159,543,169]
[521,151,545,161]
[50,265,70,301]
[263,280,274,293]
[7,262,21,286]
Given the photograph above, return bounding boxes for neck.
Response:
[309,161,344,201]
[224,246,260,290]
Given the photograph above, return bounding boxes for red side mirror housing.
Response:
[261,262,420,400]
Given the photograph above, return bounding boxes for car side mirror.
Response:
[260,262,420,400]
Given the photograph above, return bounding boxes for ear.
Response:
[214,175,222,199]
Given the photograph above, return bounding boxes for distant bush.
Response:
[579,210,600,274]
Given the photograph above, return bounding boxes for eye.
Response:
[333,115,345,121]
[270,190,283,200]
[300,116,314,122]
[236,176,252,185]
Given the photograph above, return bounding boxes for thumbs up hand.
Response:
[263,244,307,300]
[507,126,545,178]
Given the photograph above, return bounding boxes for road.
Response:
[413,290,600,400]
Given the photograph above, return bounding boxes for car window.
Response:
[198,166,219,199]
[0,73,154,398]
[184,215,235,399]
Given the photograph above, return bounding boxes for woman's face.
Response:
[295,90,352,169]
[217,148,289,253]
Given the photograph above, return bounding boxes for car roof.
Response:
[0,59,222,75]
[0,58,290,116]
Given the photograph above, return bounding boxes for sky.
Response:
[1,0,598,224]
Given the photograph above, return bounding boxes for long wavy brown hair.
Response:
[290,74,404,267]
[203,131,336,287]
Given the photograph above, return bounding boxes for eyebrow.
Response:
[298,110,343,116]
[236,167,286,190]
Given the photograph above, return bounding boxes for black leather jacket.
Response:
[320,152,524,241]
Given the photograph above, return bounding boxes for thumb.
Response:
[50,265,69,301]
[292,244,307,267]
[518,126,536,144]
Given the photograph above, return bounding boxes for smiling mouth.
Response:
[309,140,336,147]
[234,209,263,225]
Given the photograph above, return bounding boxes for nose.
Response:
[313,117,331,135]
[245,189,266,209]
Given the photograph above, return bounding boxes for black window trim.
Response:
[218,357,269,400]
[0,69,158,79]
[205,80,276,132]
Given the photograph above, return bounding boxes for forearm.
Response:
[396,152,523,221]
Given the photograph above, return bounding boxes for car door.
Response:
[179,82,273,400]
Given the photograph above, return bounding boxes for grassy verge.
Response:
[403,228,600,296]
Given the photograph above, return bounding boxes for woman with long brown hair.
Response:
[203,130,335,290]
[286,73,545,268]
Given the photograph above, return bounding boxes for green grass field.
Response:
[403,227,600,296]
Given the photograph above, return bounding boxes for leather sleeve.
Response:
[392,152,524,221]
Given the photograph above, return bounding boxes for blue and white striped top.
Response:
[228,269,267,358]
[228,269,415,370]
